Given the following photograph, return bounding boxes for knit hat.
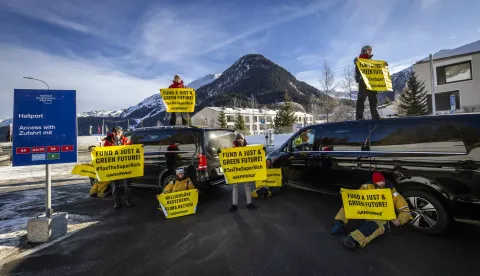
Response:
[361,45,372,54]
[174,74,181,80]
[176,167,185,175]
[372,172,385,183]
[113,126,123,132]
[236,133,245,140]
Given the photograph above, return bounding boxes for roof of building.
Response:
[417,39,480,63]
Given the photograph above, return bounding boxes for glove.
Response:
[263,146,266,152]
[217,148,221,154]
[385,61,389,66]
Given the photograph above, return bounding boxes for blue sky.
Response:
[1,0,480,117]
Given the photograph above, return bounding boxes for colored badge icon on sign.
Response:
[32,146,46,153]
[16,147,31,154]
[61,145,74,152]
[47,146,60,152]
[32,154,46,161]
[47,153,61,160]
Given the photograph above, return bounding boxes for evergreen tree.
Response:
[398,72,429,116]
[217,110,228,128]
[233,113,246,132]
[274,91,297,130]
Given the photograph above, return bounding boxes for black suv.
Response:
[267,114,480,234]
[124,126,236,191]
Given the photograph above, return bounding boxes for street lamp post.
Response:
[22,77,52,218]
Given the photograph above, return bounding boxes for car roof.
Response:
[304,113,480,130]
[126,126,234,133]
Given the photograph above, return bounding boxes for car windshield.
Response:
[206,130,236,157]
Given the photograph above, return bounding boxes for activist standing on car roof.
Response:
[169,74,190,126]
[331,172,412,250]
[355,45,384,120]
[162,167,195,193]
[229,133,257,212]
[103,126,134,210]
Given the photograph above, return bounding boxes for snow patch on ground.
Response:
[0,183,94,260]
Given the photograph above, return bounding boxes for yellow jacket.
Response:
[163,177,195,193]
[359,183,413,225]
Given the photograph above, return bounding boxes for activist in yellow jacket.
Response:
[331,172,413,250]
[163,167,195,193]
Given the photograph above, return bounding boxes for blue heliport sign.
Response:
[12,89,77,167]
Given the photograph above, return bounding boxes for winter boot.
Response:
[340,236,359,250]
[229,205,238,212]
[247,203,257,210]
[114,202,122,210]
[330,221,345,235]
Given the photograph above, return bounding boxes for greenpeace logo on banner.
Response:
[36,94,56,104]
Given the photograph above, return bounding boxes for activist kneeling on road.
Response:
[162,167,195,193]
[103,126,134,210]
[331,172,412,250]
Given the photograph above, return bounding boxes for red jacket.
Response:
[103,133,131,146]
[359,53,371,59]
[169,80,186,88]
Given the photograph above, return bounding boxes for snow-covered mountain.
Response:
[187,74,221,90]
[77,109,124,118]
[119,93,166,119]
[0,118,12,127]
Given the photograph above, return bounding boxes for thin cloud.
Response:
[197,0,336,55]
[0,45,170,117]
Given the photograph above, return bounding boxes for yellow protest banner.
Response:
[160,88,196,113]
[157,189,199,218]
[255,168,282,188]
[71,163,97,178]
[355,58,393,91]
[91,145,144,181]
[341,188,397,220]
[219,145,267,184]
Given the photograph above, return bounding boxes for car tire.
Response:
[402,189,451,235]
[162,174,176,191]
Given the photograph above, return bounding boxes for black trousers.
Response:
[169,113,190,126]
[356,83,380,120]
[112,179,132,204]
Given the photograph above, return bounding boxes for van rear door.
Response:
[204,130,236,178]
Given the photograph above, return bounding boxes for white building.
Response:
[192,107,314,135]
[414,39,480,113]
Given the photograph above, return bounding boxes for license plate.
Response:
[216,167,223,175]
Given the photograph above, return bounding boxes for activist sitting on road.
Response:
[251,159,281,199]
[229,133,257,212]
[354,45,387,121]
[168,74,190,126]
[104,126,135,210]
[331,172,412,250]
[162,167,195,193]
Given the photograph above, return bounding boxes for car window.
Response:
[320,124,369,151]
[160,130,201,153]
[290,128,315,152]
[369,121,466,153]
[206,130,236,157]
[131,130,173,153]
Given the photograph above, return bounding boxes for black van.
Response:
[267,114,480,234]
[123,126,236,191]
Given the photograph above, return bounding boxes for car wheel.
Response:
[162,174,175,191]
[403,190,451,235]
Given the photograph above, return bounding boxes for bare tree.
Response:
[341,65,358,120]
[318,60,338,122]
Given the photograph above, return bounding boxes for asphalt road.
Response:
[1,184,480,276]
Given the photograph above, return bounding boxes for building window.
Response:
[436,61,472,85]
[427,90,460,112]
[267,116,273,123]
[253,125,257,131]
[244,116,250,123]
[226,115,234,122]
[253,116,258,123]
